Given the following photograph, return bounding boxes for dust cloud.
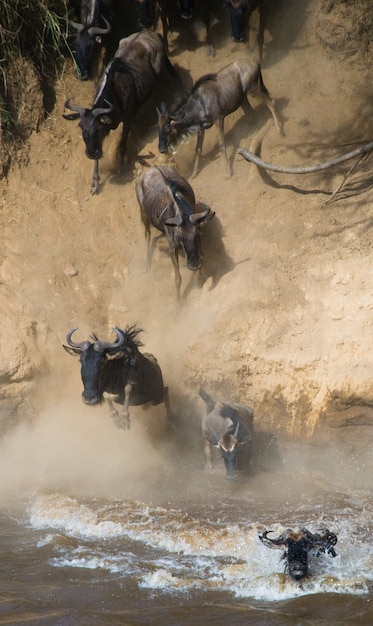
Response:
[0,402,166,502]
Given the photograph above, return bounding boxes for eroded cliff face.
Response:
[0,0,372,447]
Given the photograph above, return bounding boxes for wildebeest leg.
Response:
[147,232,164,271]
[250,85,283,135]
[91,159,100,194]
[118,123,131,167]
[215,117,232,178]
[241,97,254,118]
[118,382,132,429]
[163,386,174,421]
[201,2,215,57]
[106,398,129,430]
[170,247,182,301]
[204,439,213,473]
[257,5,266,64]
[191,127,205,178]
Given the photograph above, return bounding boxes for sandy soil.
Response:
[0,0,372,451]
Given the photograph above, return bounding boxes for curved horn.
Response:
[66,328,91,351]
[64,98,85,116]
[164,215,183,227]
[189,207,213,224]
[91,100,113,117]
[259,529,293,548]
[93,327,126,352]
[88,17,111,36]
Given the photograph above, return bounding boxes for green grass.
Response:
[0,0,70,148]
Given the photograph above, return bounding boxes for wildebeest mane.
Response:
[120,324,144,348]
[89,325,144,348]
[174,192,193,217]
[108,57,144,83]
[155,166,191,206]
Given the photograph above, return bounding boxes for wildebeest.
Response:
[69,0,112,80]
[157,59,282,178]
[199,387,254,479]
[173,0,215,57]
[63,325,173,429]
[63,30,179,194]
[136,165,215,301]
[259,527,338,582]
[225,0,271,61]
[133,0,214,56]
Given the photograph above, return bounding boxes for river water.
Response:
[0,405,372,625]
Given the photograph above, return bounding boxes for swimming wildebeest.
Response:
[157,59,282,178]
[136,165,215,301]
[199,387,254,479]
[259,527,338,582]
[63,30,179,193]
[69,0,112,80]
[63,325,173,429]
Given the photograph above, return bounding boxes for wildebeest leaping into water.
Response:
[63,325,173,429]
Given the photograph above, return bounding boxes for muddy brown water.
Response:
[1,409,372,626]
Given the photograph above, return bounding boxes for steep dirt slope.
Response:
[0,0,372,451]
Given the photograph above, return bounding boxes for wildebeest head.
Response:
[63,326,137,405]
[163,194,214,271]
[63,98,114,160]
[70,18,111,80]
[156,103,181,154]
[259,528,338,582]
[225,0,248,43]
[134,0,154,29]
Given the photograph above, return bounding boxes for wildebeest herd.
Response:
[62,0,338,582]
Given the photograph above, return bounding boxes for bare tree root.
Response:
[237,141,373,174]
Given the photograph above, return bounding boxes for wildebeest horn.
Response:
[66,328,91,351]
[164,215,183,226]
[88,17,111,36]
[64,98,85,116]
[189,206,214,224]
[93,327,126,352]
[259,529,293,547]
[92,99,113,117]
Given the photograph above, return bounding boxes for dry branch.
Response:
[237,141,373,174]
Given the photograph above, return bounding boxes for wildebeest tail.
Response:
[198,387,215,412]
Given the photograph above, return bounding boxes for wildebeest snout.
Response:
[82,391,101,405]
[85,147,102,160]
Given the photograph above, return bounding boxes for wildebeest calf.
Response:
[199,387,254,479]
[157,59,282,178]
[136,165,215,301]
